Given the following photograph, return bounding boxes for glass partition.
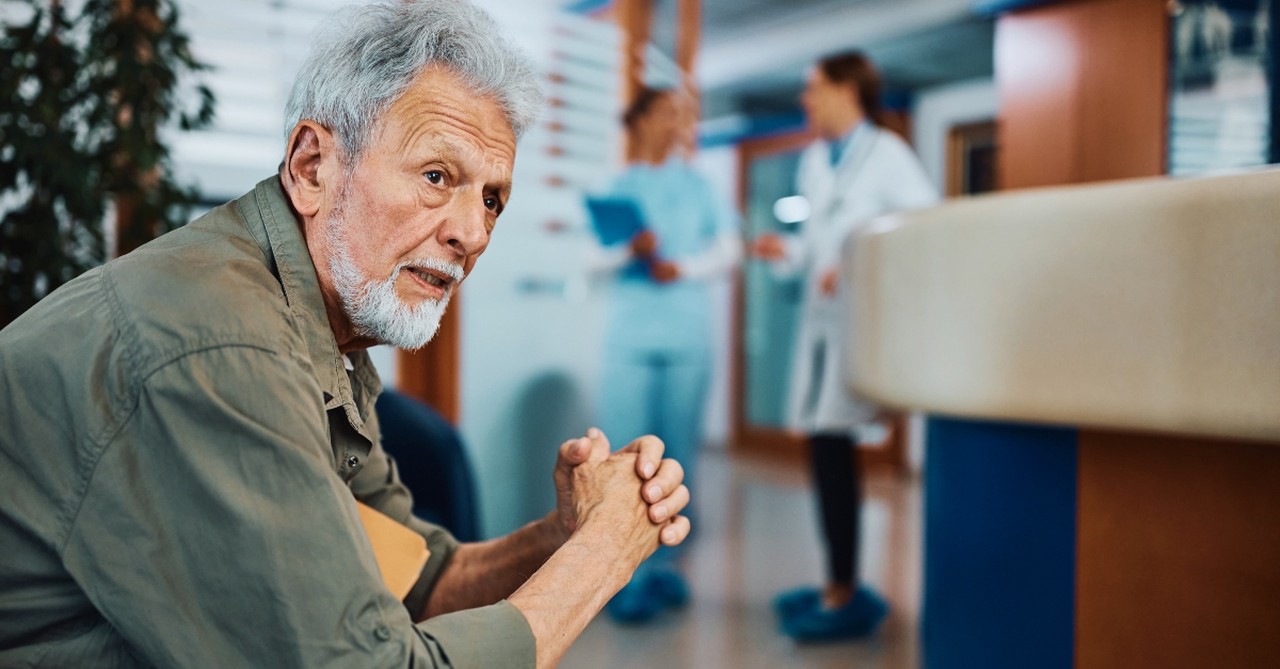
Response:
[742,147,805,428]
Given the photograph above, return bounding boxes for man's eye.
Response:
[425,171,444,185]
[484,197,499,211]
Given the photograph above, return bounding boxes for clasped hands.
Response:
[551,427,690,566]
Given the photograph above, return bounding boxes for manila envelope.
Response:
[355,501,430,600]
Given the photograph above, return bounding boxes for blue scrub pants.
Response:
[598,346,709,572]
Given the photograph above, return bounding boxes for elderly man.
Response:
[0,2,689,667]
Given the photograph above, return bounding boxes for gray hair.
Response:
[284,0,544,162]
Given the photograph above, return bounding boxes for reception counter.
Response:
[846,168,1280,669]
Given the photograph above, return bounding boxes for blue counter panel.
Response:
[922,416,1078,669]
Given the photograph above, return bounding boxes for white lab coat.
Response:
[773,124,937,433]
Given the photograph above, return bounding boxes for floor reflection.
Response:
[562,448,922,669]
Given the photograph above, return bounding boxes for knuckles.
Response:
[632,434,665,452]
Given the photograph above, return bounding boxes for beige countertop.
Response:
[846,168,1280,442]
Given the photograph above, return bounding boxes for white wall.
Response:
[911,77,1000,193]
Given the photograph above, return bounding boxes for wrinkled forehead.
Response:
[374,67,517,159]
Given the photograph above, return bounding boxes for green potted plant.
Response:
[0,0,214,327]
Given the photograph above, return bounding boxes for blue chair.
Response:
[374,389,481,542]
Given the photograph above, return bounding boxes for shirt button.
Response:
[346,455,360,468]
[374,624,392,641]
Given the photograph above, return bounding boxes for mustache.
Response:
[392,258,465,284]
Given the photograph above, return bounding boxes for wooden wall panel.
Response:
[997,0,1168,190]
[675,0,700,81]
[1076,432,1280,669]
[1074,0,1167,181]
[617,0,654,107]
[397,296,461,424]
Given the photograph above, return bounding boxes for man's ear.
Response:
[281,120,339,218]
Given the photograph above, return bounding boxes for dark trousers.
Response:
[810,432,861,586]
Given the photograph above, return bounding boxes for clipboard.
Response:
[356,501,430,601]
[585,196,647,246]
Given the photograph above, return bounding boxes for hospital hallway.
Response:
[562,448,922,669]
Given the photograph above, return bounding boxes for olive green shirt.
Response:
[0,177,535,668]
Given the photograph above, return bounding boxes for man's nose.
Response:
[439,190,490,257]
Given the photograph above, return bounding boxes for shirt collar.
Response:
[238,176,382,439]
[829,120,872,168]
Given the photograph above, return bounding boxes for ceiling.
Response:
[646,0,996,118]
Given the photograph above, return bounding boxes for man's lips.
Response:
[405,267,455,296]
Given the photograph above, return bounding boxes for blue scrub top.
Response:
[603,159,735,353]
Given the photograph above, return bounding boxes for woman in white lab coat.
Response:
[749,51,936,642]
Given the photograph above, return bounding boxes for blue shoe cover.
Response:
[648,567,689,609]
[606,568,689,624]
[782,585,889,642]
[773,586,822,620]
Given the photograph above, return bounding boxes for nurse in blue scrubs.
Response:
[590,86,740,623]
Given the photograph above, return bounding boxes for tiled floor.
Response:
[561,448,922,669]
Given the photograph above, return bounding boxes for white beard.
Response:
[325,205,463,351]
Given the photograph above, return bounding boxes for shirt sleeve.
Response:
[675,177,743,281]
[677,231,742,281]
[60,345,535,669]
[583,241,634,277]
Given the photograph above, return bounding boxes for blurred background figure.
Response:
[748,51,937,642]
[587,85,741,624]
